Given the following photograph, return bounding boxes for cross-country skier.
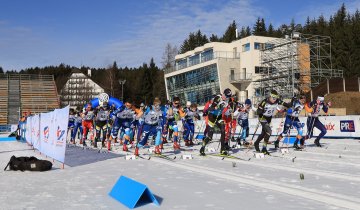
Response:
[199,91,230,156]
[233,99,252,146]
[255,90,291,155]
[135,97,165,156]
[275,95,308,150]
[305,95,331,147]
[183,103,200,146]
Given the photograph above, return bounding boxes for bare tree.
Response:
[161,43,178,70]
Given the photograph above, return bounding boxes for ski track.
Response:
[150,157,360,210]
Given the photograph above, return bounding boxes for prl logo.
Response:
[340,120,355,132]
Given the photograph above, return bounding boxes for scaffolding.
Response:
[254,32,343,100]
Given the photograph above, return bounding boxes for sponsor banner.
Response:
[39,106,69,163]
[31,115,41,149]
[24,106,70,163]
[191,115,360,138]
[25,116,32,144]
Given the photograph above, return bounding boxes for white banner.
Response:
[50,106,69,162]
[190,115,360,139]
[40,112,54,157]
[31,115,41,149]
[25,116,32,144]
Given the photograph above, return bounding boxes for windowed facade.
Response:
[166,64,220,105]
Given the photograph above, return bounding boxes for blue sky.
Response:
[0,0,359,71]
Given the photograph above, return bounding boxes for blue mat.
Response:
[0,137,16,142]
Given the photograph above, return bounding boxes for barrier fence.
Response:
[19,106,70,167]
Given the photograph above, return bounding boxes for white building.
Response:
[164,35,277,107]
[60,69,105,109]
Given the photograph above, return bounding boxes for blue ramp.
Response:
[109,175,159,209]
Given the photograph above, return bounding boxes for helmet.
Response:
[245,99,252,105]
[223,88,232,98]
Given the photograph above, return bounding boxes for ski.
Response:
[149,153,176,161]
[136,155,151,160]
[208,153,251,161]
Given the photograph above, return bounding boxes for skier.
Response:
[135,97,165,156]
[233,99,252,146]
[94,102,110,148]
[163,96,185,150]
[183,103,200,146]
[275,95,308,150]
[199,90,231,156]
[81,103,95,146]
[70,109,83,144]
[255,90,291,155]
[305,95,331,147]
[110,99,142,151]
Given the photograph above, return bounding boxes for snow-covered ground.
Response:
[1,138,360,210]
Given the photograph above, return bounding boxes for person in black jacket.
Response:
[255,90,291,155]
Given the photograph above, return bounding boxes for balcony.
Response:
[165,51,240,74]
[229,73,252,84]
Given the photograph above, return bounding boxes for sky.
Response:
[0,0,359,71]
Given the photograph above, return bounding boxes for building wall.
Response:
[60,72,105,109]
[165,35,278,107]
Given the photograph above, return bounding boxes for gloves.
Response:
[287,108,293,115]
[327,101,332,107]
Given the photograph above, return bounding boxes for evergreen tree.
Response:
[253,17,267,36]
[0,67,4,74]
[209,34,219,42]
[267,23,275,37]
[221,20,237,42]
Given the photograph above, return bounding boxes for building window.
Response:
[242,43,250,52]
[265,43,275,49]
[201,49,213,62]
[189,54,200,66]
[254,42,264,50]
[166,64,220,106]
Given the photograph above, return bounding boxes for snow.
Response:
[1,138,360,210]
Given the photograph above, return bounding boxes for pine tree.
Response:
[268,23,275,37]
[221,20,237,42]
[209,34,219,42]
[252,17,267,36]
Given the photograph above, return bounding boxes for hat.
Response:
[140,103,145,107]
[186,101,191,106]
[270,90,279,99]
[317,96,324,102]
[245,99,252,105]
[223,88,232,98]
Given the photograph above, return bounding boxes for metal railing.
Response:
[229,73,252,83]
[165,51,240,74]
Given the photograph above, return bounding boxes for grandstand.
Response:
[0,74,60,125]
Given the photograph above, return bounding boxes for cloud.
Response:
[97,0,261,68]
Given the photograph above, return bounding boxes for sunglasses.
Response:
[174,102,179,105]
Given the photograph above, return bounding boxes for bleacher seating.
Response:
[0,76,8,124]
[20,75,59,115]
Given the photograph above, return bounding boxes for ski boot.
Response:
[134,147,139,156]
[220,149,229,156]
[122,144,128,151]
[199,146,206,156]
[184,140,190,146]
[314,139,321,147]
[173,141,180,150]
[154,145,161,154]
[261,147,270,155]
[274,140,280,149]
[293,144,301,150]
